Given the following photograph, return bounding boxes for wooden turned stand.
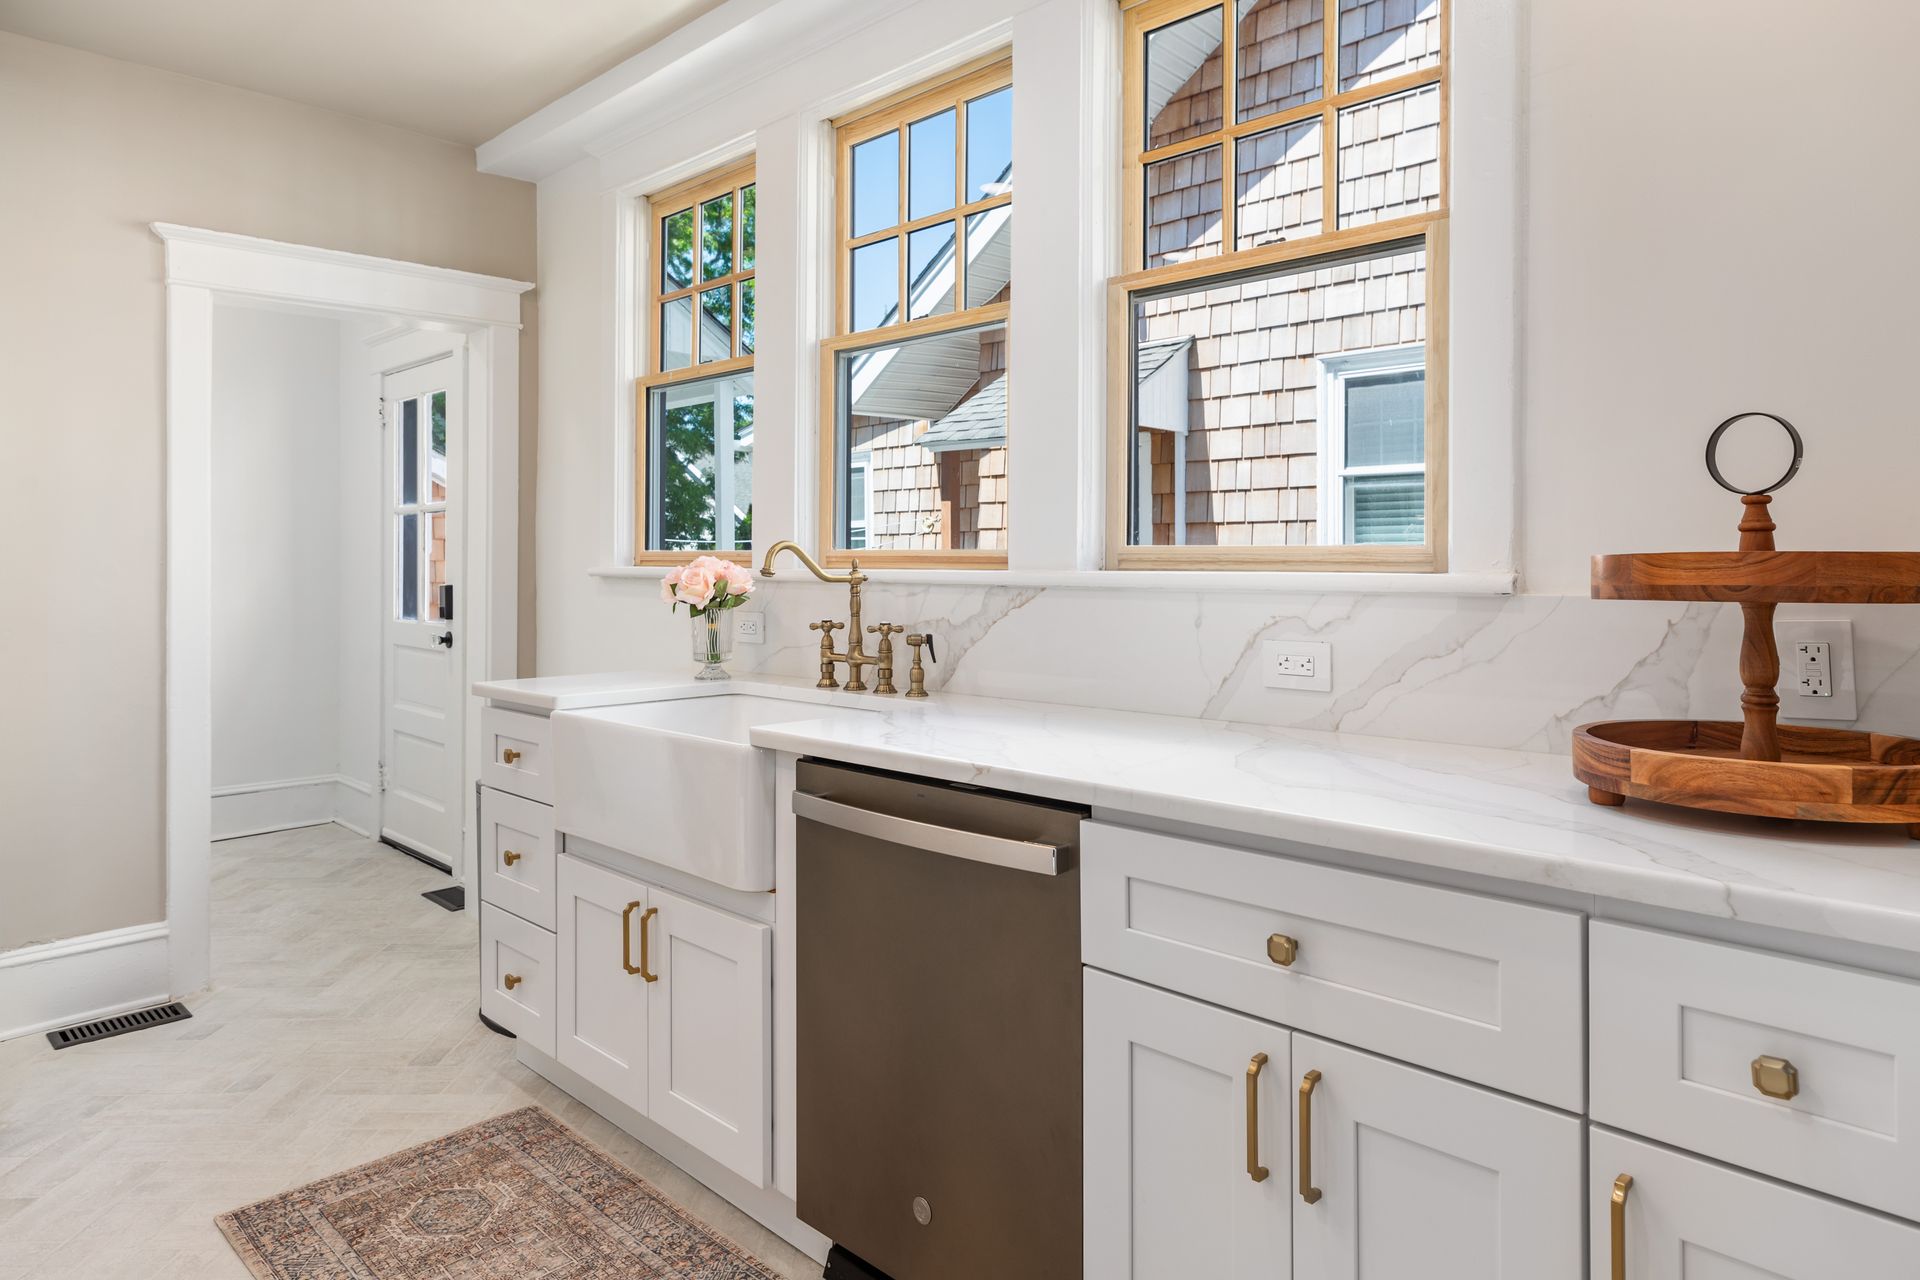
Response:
[1575,494,1920,838]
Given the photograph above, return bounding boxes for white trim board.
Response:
[211,775,376,842]
[0,923,172,1044]
[160,223,528,999]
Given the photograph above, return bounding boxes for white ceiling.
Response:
[0,0,724,147]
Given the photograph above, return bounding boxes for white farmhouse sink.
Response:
[551,694,871,891]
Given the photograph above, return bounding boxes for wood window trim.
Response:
[821,57,1014,569]
[1110,0,1450,572]
[635,159,756,566]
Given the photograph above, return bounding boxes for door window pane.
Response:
[907,224,956,321]
[908,109,957,220]
[1145,8,1224,149]
[661,296,694,370]
[662,207,695,291]
[429,391,447,502]
[1145,145,1223,268]
[851,132,900,237]
[851,237,900,332]
[740,184,756,271]
[1338,0,1442,92]
[965,87,1013,200]
[1336,83,1441,227]
[1236,117,1323,249]
[700,193,734,280]
[1126,241,1426,548]
[1344,369,1424,466]
[427,511,448,619]
[740,279,755,354]
[398,512,420,620]
[699,285,733,363]
[834,323,1008,552]
[1237,0,1322,121]
[399,396,419,503]
[648,372,755,553]
[964,207,1011,307]
[1346,472,1424,543]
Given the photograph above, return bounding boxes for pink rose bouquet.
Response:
[662,555,755,616]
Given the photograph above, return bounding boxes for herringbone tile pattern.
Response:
[0,825,817,1280]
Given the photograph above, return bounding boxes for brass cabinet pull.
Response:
[502,973,522,991]
[1245,1053,1270,1183]
[501,849,521,867]
[1298,1069,1323,1205]
[501,747,522,764]
[1267,933,1299,967]
[1751,1055,1800,1101]
[621,903,660,982]
[1610,1174,1633,1280]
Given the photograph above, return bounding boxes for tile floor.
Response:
[0,824,818,1279]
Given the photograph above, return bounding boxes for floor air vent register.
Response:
[46,1001,193,1050]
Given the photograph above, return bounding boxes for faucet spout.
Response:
[759,539,866,586]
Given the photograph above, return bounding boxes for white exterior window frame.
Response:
[1318,344,1428,547]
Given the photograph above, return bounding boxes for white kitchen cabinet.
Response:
[1592,1128,1920,1278]
[1084,969,1292,1280]
[555,855,652,1109]
[646,884,772,1187]
[1291,1034,1583,1279]
[479,902,555,1058]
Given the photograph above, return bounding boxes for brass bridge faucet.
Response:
[761,540,914,695]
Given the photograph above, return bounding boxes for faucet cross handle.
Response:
[866,623,906,695]
[866,622,906,638]
[808,619,845,634]
[807,619,845,689]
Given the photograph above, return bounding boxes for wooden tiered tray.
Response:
[1576,477,1920,837]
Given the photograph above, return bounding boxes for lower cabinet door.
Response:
[1084,969,1292,1280]
[647,884,771,1187]
[555,855,652,1111]
[1592,1128,1920,1278]
[1291,1034,1582,1280]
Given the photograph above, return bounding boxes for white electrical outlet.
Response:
[1261,639,1331,692]
[1778,619,1855,720]
[734,611,765,645]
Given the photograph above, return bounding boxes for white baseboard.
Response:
[212,774,375,841]
[0,922,171,1043]
[516,1045,831,1265]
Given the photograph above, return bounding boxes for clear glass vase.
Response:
[691,609,733,681]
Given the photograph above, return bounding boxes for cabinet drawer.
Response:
[480,902,555,1058]
[1082,822,1584,1109]
[1592,1128,1920,1278]
[479,787,556,931]
[1591,921,1920,1222]
[481,706,553,804]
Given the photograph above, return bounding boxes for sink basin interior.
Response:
[603,694,873,745]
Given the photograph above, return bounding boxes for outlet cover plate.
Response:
[1261,639,1332,692]
[734,611,765,645]
[1778,618,1855,721]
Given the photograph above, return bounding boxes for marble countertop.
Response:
[476,672,1920,952]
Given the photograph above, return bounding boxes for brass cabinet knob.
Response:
[502,973,523,991]
[502,850,521,867]
[501,747,522,764]
[1751,1055,1800,1101]
[1267,933,1299,967]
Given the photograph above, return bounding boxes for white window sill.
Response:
[590,564,1516,596]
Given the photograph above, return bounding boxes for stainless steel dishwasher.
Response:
[794,760,1087,1280]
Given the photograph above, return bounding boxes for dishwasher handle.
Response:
[794,790,1062,876]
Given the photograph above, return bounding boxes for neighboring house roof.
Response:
[1135,336,1193,435]
[919,373,1007,453]
[1143,23,1218,138]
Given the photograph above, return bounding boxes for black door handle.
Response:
[434,631,453,648]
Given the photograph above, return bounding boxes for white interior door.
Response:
[380,356,463,868]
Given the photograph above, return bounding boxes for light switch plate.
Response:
[1777,618,1855,720]
[1261,639,1332,692]
[734,611,765,645]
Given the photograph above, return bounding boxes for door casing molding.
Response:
[156,223,532,997]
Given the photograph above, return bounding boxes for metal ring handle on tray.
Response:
[1704,411,1803,496]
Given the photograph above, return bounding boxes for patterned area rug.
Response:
[216,1106,784,1279]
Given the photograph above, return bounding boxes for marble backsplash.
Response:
[600,581,1920,756]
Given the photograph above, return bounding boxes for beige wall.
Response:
[0,30,537,952]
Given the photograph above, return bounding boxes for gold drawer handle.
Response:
[1298,1069,1323,1205]
[501,747,522,764]
[1751,1055,1799,1101]
[1610,1173,1632,1280]
[1267,933,1299,967]
[622,902,659,982]
[502,973,522,991]
[1246,1052,1269,1183]
[501,849,521,867]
